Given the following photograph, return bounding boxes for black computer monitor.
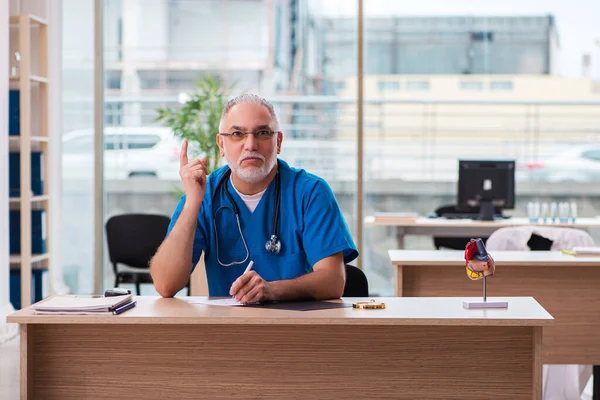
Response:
[457,160,515,221]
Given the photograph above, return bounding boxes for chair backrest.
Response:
[105,213,171,270]
[343,264,369,297]
[486,226,595,251]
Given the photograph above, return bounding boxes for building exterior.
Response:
[95,6,600,183]
[329,74,600,182]
[325,15,559,78]
[89,0,333,134]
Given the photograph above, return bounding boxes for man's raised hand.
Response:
[179,139,208,208]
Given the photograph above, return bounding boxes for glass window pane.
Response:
[490,80,513,91]
[121,134,161,150]
[62,0,95,294]
[103,0,358,295]
[364,1,600,297]
[460,81,484,91]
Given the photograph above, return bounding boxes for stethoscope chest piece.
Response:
[265,234,281,254]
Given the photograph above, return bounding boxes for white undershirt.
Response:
[230,177,266,213]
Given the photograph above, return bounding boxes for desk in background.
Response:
[366,216,600,248]
[389,249,600,366]
[9,296,551,400]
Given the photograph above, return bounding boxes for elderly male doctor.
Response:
[150,94,358,303]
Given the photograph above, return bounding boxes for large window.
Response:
[100,0,357,294]
[59,0,600,296]
[363,0,600,295]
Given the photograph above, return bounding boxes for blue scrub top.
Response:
[166,159,359,296]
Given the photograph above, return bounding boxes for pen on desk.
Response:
[113,300,136,315]
[561,249,575,256]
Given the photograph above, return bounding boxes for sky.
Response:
[315,0,600,79]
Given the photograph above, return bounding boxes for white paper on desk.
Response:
[189,298,248,306]
[33,294,132,312]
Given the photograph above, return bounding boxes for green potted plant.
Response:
[155,74,230,174]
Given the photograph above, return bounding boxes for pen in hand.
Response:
[231,261,254,299]
[243,260,254,275]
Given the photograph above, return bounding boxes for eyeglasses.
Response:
[219,129,279,142]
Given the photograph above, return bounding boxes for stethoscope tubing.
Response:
[211,163,281,266]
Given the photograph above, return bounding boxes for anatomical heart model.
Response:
[464,238,495,280]
[463,238,507,309]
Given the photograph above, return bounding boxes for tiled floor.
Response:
[0,336,19,400]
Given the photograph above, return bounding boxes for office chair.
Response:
[342,264,369,297]
[106,213,190,295]
[486,226,594,251]
[432,205,495,250]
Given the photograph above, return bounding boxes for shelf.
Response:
[28,14,48,26]
[8,12,52,306]
[9,14,48,26]
[9,253,50,266]
[9,195,49,203]
[30,75,48,83]
[9,74,49,83]
[8,135,50,143]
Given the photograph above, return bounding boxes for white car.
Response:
[518,145,600,182]
[62,126,183,180]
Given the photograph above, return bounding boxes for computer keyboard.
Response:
[442,213,511,220]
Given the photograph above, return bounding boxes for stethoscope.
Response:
[212,163,282,267]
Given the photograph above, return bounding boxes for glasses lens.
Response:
[256,130,275,140]
[226,131,275,141]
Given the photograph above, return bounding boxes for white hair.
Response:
[219,93,280,132]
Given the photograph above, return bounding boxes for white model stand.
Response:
[463,276,508,309]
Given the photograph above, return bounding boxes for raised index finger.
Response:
[180,140,189,167]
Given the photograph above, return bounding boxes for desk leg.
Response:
[533,327,543,400]
[593,365,599,400]
[20,325,33,400]
[395,227,405,249]
[395,265,403,297]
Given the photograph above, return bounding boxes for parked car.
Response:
[62,127,183,180]
[518,145,600,182]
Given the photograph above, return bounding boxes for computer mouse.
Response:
[427,212,438,219]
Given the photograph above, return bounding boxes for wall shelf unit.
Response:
[8,13,51,308]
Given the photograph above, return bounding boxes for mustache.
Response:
[238,152,265,164]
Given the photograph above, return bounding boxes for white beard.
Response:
[224,148,277,184]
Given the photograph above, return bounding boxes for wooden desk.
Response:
[8,296,552,400]
[389,250,600,364]
[367,216,600,248]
